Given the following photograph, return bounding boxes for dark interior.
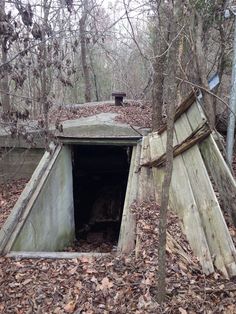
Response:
[72,145,132,252]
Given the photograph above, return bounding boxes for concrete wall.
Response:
[0,147,44,183]
[12,146,75,251]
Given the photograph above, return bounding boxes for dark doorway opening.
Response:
[72,145,132,252]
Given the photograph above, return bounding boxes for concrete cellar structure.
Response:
[0,113,143,256]
[1,95,236,279]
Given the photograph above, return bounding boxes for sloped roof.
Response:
[0,112,147,148]
[56,113,144,143]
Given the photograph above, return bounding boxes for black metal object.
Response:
[112,92,126,106]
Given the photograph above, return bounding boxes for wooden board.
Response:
[154,131,214,275]
[118,143,141,253]
[174,112,236,278]
[135,137,155,258]
[186,101,236,227]
[148,133,165,205]
[137,136,155,202]
[200,136,236,226]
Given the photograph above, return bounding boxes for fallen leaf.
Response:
[64,301,76,313]
[178,307,187,314]
[97,277,113,291]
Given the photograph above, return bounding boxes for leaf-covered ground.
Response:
[1,196,236,313]
[0,179,28,229]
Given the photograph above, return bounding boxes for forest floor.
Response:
[0,102,236,312]
[1,188,236,312]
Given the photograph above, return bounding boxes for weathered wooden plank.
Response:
[148,133,165,205]
[137,136,155,202]
[186,102,236,227]
[174,112,236,278]
[118,143,141,253]
[157,91,196,135]
[158,131,214,275]
[200,136,236,226]
[142,122,211,168]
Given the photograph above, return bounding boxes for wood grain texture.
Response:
[118,143,141,253]
[175,112,236,278]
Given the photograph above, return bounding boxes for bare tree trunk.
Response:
[151,4,170,131]
[90,53,99,101]
[0,0,10,112]
[157,0,181,303]
[80,0,91,103]
[152,43,166,130]
[41,0,51,149]
[194,12,215,128]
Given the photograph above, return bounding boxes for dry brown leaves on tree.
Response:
[0,200,236,313]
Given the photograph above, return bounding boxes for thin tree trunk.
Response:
[195,12,215,128]
[41,0,51,149]
[151,5,170,131]
[80,0,91,103]
[0,0,10,113]
[157,0,181,303]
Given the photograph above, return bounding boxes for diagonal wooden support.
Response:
[141,122,211,168]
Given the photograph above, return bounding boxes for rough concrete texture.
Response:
[12,146,75,251]
[0,113,144,148]
[56,113,142,138]
[0,147,44,183]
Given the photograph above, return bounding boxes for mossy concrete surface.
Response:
[12,146,75,251]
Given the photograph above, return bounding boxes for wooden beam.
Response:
[186,101,236,227]
[137,136,155,201]
[149,131,214,275]
[174,111,236,278]
[157,91,196,135]
[200,136,236,226]
[142,122,211,168]
[118,143,141,253]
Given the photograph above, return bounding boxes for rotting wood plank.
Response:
[174,112,236,278]
[118,143,141,253]
[167,231,196,266]
[200,136,236,226]
[142,122,211,168]
[137,136,155,202]
[157,91,196,135]
[156,131,214,275]
[186,102,236,227]
[0,144,60,254]
[148,133,165,205]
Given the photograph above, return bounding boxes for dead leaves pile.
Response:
[49,101,152,128]
[0,179,28,229]
[0,201,236,313]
